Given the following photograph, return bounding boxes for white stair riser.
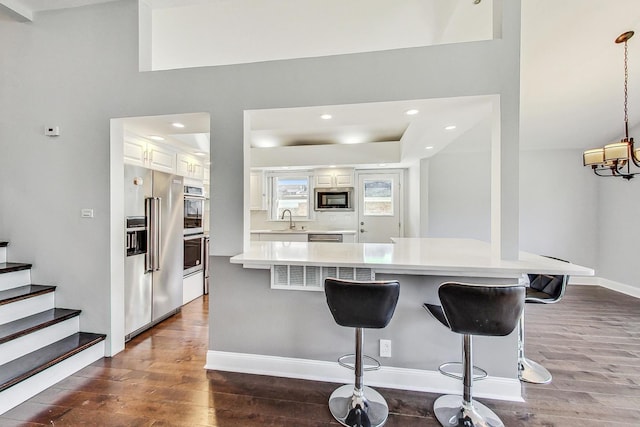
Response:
[0,340,105,415]
[0,270,31,291]
[0,293,55,326]
[0,248,6,264]
[0,317,80,365]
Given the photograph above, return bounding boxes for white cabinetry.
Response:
[255,233,308,242]
[314,168,354,188]
[342,234,356,243]
[183,271,204,305]
[250,171,267,210]
[124,137,176,173]
[177,153,205,180]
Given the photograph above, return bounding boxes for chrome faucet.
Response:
[281,209,295,229]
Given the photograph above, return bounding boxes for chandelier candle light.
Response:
[583,31,639,180]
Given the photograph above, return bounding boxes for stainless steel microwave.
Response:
[314,188,353,211]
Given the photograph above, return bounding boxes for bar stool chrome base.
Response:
[328,384,389,427]
[518,357,552,384]
[433,395,504,427]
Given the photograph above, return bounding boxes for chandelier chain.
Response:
[624,39,629,128]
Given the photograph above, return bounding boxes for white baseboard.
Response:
[205,350,523,402]
[0,340,105,415]
[569,276,640,299]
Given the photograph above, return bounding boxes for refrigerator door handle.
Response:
[146,197,162,272]
[155,197,161,271]
[145,197,153,272]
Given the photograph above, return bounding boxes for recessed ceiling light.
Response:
[320,114,332,120]
[172,122,185,128]
[149,135,165,141]
[405,109,419,116]
[194,152,207,156]
[329,165,336,168]
[378,163,386,167]
[444,125,456,131]
[425,146,434,150]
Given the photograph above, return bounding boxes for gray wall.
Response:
[0,0,520,350]
[427,146,599,272]
[596,123,640,287]
[426,119,492,241]
[519,148,599,270]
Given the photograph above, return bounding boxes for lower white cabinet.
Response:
[342,234,356,243]
[183,271,204,305]
[257,233,308,242]
[251,232,356,242]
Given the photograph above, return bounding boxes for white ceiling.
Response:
[121,112,211,156]
[2,0,640,166]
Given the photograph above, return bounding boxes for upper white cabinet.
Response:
[124,137,175,173]
[250,170,266,210]
[147,143,176,173]
[314,168,354,188]
[177,153,205,180]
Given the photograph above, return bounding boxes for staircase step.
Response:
[0,263,31,275]
[0,285,56,306]
[0,332,106,393]
[0,243,7,248]
[0,264,32,291]
[0,243,6,264]
[0,308,80,345]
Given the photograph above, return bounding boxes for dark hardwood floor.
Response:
[1,285,639,426]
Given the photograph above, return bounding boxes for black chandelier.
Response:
[583,31,638,180]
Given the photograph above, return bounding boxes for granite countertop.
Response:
[231,237,595,278]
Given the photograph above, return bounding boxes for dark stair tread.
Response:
[0,285,56,306]
[0,263,32,275]
[0,242,7,248]
[0,308,81,345]
[0,332,106,392]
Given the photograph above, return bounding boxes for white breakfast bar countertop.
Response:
[230,237,595,278]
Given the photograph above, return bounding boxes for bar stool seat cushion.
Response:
[435,283,525,337]
[325,278,400,329]
[526,273,564,303]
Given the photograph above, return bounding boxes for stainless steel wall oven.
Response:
[184,233,205,276]
[184,185,205,235]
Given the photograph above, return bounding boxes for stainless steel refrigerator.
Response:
[124,165,184,339]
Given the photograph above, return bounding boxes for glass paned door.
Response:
[357,172,401,243]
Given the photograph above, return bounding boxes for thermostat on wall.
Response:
[44,126,60,136]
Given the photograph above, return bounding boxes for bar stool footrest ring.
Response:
[438,362,487,381]
[338,354,381,372]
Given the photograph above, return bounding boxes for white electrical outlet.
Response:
[380,339,392,358]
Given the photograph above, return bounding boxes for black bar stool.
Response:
[424,282,524,427]
[519,257,570,384]
[324,278,400,427]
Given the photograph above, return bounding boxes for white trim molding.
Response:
[205,350,523,402]
[569,276,640,299]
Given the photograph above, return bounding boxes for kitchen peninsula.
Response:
[209,238,594,401]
